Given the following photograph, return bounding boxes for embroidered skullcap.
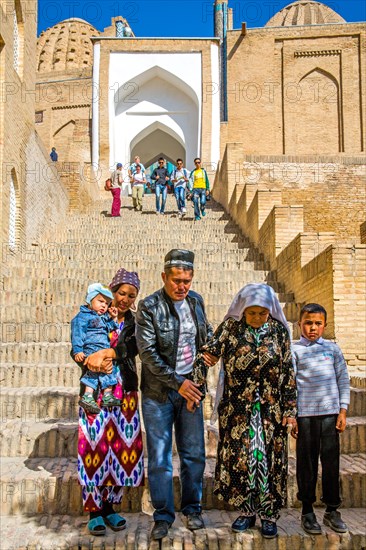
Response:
[109,268,140,292]
[164,249,194,269]
[116,162,122,168]
[85,283,113,305]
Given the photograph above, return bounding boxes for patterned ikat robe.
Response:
[193,316,297,515]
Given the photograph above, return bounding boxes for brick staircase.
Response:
[1,195,365,549]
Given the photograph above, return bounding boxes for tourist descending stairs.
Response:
[1,195,365,549]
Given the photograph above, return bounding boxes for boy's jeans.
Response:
[155,184,168,213]
[174,186,186,211]
[296,415,341,507]
[192,189,207,219]
[142,390,205,523]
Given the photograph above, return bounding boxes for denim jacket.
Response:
[71,305,118,357]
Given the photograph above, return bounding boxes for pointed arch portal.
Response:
[109,55,201,170]
[130,122,186,167]
[285,67,342,154]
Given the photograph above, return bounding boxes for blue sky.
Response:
[37,0,366,37]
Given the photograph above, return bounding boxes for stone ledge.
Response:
[1,509,365,550]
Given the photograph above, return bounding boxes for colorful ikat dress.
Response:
[78,320,144,512]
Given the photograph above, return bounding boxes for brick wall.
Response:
[0,0,38,250]
[226,23,366,155]
[220,152,365,238]
[212,144,366,363]
[23,132,68,245]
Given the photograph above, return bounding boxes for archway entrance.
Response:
[111,65,199,170]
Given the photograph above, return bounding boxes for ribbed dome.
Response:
[265,1,345,27]
[37,18,100,74]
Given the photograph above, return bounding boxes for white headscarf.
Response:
[212,283,290,422]
[224,283,289,331]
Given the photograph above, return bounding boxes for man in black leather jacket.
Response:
[136,249,213,540]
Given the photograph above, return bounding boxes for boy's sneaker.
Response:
[79,394,101,414]
[301,512,321,535]
[201,210,206,217]
[102,393,121,407]
[195,216,201,221]
[323,511,348,533]
[182,207,187,213]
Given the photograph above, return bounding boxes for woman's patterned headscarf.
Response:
[109,268,140,293]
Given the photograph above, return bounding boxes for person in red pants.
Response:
[110,162,123,217]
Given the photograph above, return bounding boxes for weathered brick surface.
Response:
[1,455,365,516]
[1,509,366,549]
[0,1,69,253]
[226,24,366,155]
[212,147,366,364]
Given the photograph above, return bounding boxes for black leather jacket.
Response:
[136,288,213,401]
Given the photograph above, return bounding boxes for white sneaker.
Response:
[182,207,187,213]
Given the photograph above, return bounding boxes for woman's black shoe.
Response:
[231,515,256,532]
[261,519,278,538]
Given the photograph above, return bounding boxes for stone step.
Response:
[349,387,366,417]
[204,416,366,459]
[0,343,74,364]
[1,302,284,328]
[3,409,365,460]
[2,268,271,287]
[1,277,280,295]
[11,233,252,246]
[0,419,78,458]
[1,455,365,515]
[2,284,283,308]
[0,387,79,423]
[0,364,78,387]
[204,385,366,420]
[1,509,366,550]
[2,268,272,284]
[4,252,267,270]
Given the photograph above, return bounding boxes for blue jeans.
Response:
[192,189,206,219]
[174,186,186,212]
[142,390,205,523]
[155,184,168,213]
[80,364,118,390]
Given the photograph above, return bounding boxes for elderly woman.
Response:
[193,283,297,539]
[78,268,144,536]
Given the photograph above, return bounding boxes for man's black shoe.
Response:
[301,512,322,535]
[323,511,348,533]
[151,520,171,540]
[231,515,256,532]
[186,513,204,530]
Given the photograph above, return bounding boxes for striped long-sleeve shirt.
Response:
[292,336,350,417]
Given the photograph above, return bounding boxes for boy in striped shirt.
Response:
[292,303,350,535]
